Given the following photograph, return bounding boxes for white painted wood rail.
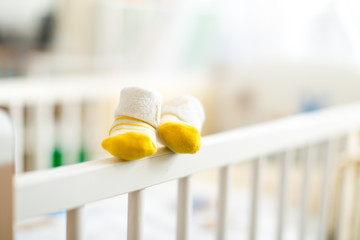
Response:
[0,110,14,240]
[11,102,360,239]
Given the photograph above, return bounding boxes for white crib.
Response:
[1,101,360,240]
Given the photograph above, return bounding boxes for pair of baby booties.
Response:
[102,87,205,160]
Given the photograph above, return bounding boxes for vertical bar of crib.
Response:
[128,190,144,240]
[35,103,54,170]
[335,167,349,240]
[35,104,45,170]
[0,112,14,240]
[217,166,231,240]
[299,145,315,240]
[346,130,360,240]
[177,176,192,240]
[9,102,24,173]
[0,164,13,240]
[277,150,294,240]
[352,167,360,240]
[319,140,336,240]
[335,133,353,240]
[337,131,360,240]
[67,207,83,240]
[60,102,83,165]
[249,157,264,240]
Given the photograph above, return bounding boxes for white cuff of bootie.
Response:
[114,86,161,128]
[161,95,205,131]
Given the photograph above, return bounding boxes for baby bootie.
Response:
[102,87,161,160]
[159,95,205,154]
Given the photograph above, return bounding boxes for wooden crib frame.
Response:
[2,102,360,240]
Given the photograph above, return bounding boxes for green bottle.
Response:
[78,144,87,163]
[52,144,62,167]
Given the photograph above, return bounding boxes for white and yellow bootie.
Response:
[102,87,161,160]
[159,95,205,154]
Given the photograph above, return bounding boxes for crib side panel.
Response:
[15,102,360,220]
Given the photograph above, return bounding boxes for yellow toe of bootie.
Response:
[160,95,205,154]
[102,131,157,161]
[159,121,201,154]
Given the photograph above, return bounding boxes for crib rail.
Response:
[11,102,360,239]
[15,102,360,218]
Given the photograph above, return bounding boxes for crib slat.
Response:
[336,132,360,240]
[249,157,264,240]
[34,104,46,170]
[0,111,14,240]
[319,140,336,240]
[35,104,55,170]
[217,166,231,240]
[345,132,360,240]
[60,102,83,165]
[277,150,294,240]
[177,176,192,240]
[0,164,13,240]
[9,102,25,173]
[352,169,360,240]
[128,190,144,240]
[0,163,14,240]
[335,166,350,240]
[299,145,315,240]
[67,207,83,240]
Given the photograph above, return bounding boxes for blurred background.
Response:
[2,0,360,239]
